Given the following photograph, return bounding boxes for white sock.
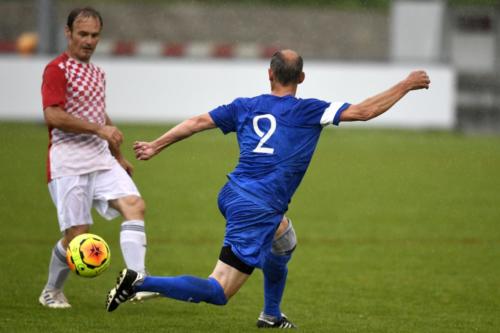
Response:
[45,239,70,291]
[120,220,147,274]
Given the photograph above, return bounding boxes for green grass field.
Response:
[1,122,499,332]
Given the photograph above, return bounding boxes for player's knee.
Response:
[123,195,146,217]
[208,277,228,306]
[271,219,297,256]
[136,198,146,216]
[211,294,228,306]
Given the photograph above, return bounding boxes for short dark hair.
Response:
[67,7,103,31]
[270,51,303,86]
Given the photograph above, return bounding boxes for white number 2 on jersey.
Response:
[252,114,276,154]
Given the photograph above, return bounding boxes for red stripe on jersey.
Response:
[41,53,68,110]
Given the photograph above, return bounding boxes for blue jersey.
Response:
[209,94,349,213]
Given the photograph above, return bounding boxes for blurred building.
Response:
[1,0,391,60]
[448,5,499,133]
[390,0,499,133]
[0,0,498,132]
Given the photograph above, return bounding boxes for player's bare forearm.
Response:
[44,106,124,148]
[156,114,216,149]
[134,113,216,160]
[103,114,134,175]
[104,114,123,157]
[340,70,430,122]
[44,106,101,134]
[353,81,409,120]
[103,113,135,175]
[108,140,123,159]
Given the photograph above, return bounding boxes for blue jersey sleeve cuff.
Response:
[333,103,351,126]
[208,110,231,134]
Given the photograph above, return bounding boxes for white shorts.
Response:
[48,161,141,232]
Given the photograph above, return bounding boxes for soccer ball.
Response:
[66,233,111,277]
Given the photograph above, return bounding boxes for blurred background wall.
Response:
[0,0,498,132]
[1,0,391,60]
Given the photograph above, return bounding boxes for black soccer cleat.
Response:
[257,313,297,329]
[106,268,144,312]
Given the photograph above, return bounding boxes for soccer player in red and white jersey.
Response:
[39,7,155,308]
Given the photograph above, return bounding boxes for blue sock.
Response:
[262,252,291,319]
[135,275,227,305]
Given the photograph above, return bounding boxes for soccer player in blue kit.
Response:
[106,49,430,328]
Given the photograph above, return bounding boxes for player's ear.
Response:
[268,68,274,82]
[298,72,305,84]
[64,25,71,39]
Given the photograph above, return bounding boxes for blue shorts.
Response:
[217,182,283,269]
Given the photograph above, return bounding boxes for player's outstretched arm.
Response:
[340,70,430,122]
[134,113,216,161]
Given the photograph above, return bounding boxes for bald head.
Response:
[280,49,299,60]
[270,49,304,86]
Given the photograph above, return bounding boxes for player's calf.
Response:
[107,268,229,312]
[261,219,297,322]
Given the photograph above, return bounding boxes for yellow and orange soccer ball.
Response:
[66,233,111,278]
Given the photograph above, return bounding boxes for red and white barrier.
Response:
[96,41,281,58]
[0,39,281,59]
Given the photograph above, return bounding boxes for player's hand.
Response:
[117,157,134,176]
[133,141,158,160]
[405,70,431,91]
[97,125,123,149]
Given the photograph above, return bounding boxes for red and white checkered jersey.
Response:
[42,53,115,181]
